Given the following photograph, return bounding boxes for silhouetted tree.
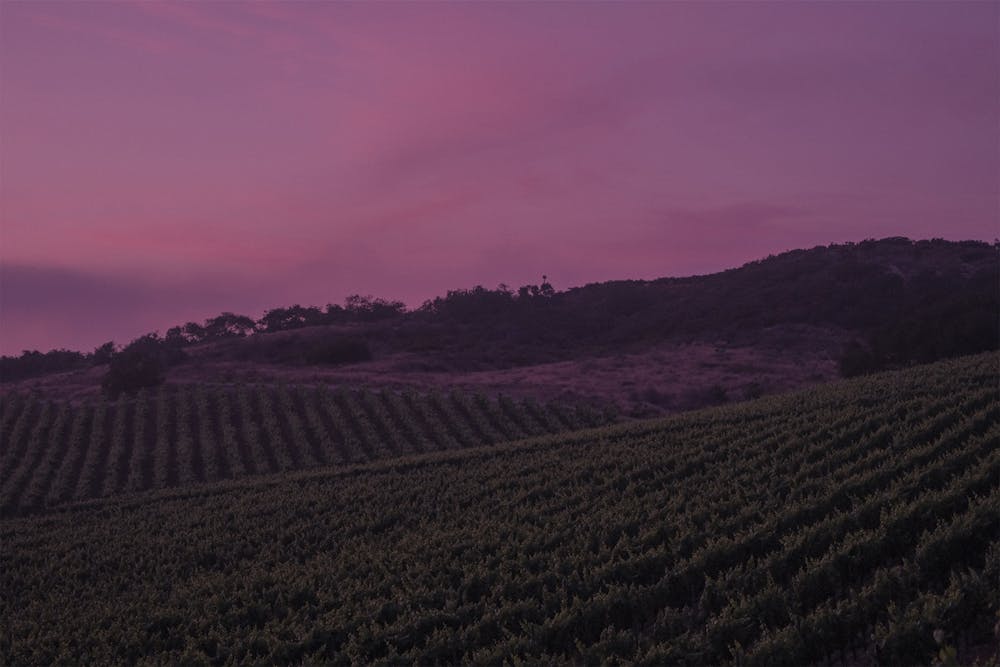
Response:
[517,276,555,300]
[165,326,187,345]
[0,349,87,383]
[204,312,256,339]
[344,295,406,321]
[324,303,347,324]
[258,305,325,332]
[102,334,182,397]
[90,342,116,365]
[181,322,207,343]
[419,285,516,322]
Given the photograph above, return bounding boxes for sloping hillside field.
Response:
[2,354,998,665]
[0,387,612,518]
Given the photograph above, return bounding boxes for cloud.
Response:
[1,2,996,352]
[0,264,286,354]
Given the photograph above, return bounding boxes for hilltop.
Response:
[2,237,996,415]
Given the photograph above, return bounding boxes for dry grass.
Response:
[2,325,847,416]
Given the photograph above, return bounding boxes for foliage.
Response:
[257,304,326,333]
[90,341,116,365]
[203,312,256,339]
[343,294,406,321]
[0,348,88,383]
[100,334,184,399]
[4,238,996,380]
[418,278,555,323]
[410,239,997,371]
[0,353,997,665]
[0,386,610,516]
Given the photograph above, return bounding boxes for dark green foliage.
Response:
[1,354,997,665]
[257,304,325,332]
[838,339,875,377]
[417,279,553,323]
[343,294,406,321]
[210,332,375,366]
[0,348,87,382]
[101,335,184,399]
[254,297,406,333]
[4,238,995,381]
[90,341,116,365]
[839,259,999,375]
[203,312,256,339]
[408,239,997,371]
[0,386,608,516]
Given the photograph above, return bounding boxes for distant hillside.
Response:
[191,236,996,376]
[400,236,997,370]
[3,353,997,665]
[2,238,995,413]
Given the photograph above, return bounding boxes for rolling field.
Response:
[0,386,613,517]
[1,354,998,665]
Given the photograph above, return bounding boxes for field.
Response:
[1,353,998,665]
[0,386,613,517]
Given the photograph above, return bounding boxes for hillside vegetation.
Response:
[3,238,996,386]
[0,387,613,518]
[2,353,997,665]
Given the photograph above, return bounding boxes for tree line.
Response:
[0,295,407,385]
[3,238,997,388]
[0,281,559,390]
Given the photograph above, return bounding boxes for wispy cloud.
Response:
[1,1,996,350]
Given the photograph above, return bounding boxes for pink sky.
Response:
[1,1,997,354]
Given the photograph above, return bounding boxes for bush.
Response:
[102,335,183,397]
[90,342,116,365]
[839,340,876,377]
[0,349,87,382]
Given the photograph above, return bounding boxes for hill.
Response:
[0,386,615,518]
[2,353,997,665]
[3,238,996,416]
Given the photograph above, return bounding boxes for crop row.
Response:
[0,385,614,517]
[0,353,996,665]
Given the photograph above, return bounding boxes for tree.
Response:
[90,342,116,365]
[0,349,87,383]
[204,312,256,339]
[102,334,178,397]
[181,321,207,343]
[344,295,406,321]
[257,305,325,332]
[517,276,555,300]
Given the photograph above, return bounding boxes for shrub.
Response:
[102,335,182,397]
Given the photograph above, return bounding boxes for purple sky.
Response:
[1,1,997,354]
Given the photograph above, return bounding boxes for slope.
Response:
[3,238,996,417]
[2,353,997,665]
[0,386,614,518]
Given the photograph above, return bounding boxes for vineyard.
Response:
[0,385,613,517]
[1,353,998,665]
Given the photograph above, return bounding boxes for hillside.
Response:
[0,386,615,518]
[3,238,996,416]
[3,353,997,665]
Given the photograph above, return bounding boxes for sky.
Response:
[1,1,997,354]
